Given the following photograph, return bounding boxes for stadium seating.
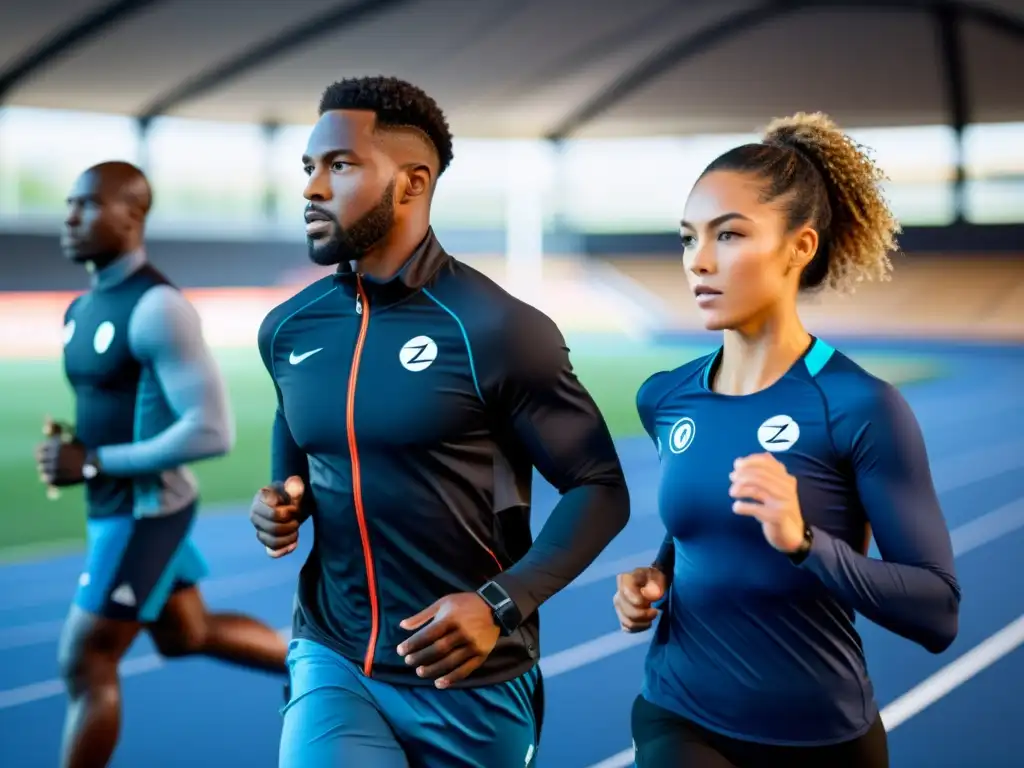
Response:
[600,254,1024,340]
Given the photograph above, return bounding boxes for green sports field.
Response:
[0,342,943,557]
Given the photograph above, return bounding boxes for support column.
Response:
[261,121,280,225]
[503,141,546,302]
[545,137,583,255]
[935,3,969,223]
[0,108,18,218]
[135,117,152,172]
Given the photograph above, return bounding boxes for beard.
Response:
[307,180,396,266]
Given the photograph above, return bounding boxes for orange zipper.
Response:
[347,277,380,676]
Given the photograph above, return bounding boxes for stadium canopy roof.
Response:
[1,0,1023,140]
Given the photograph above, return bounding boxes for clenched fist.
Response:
[250,476,306,558]
[613,566,668,633]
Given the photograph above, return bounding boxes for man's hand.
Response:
[613,566,668,633]
[397,593,501,689]
[35,417,87,488]
[250,476,305,558]
[729,453,806,554]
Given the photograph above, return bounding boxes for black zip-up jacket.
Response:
[257,229,630,687]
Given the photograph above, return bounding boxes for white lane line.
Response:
[585,614,1024,768]
[949,497,1024,557]
[568,550,659,590]
[540,631,651,678]
[0,627,290,710]
[879,613,1024,730]
[586,748,634,768]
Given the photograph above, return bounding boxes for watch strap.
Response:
[476,581,522,636]
[786,524,814,565]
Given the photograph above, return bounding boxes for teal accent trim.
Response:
[701,349,719,390]
[131,371,162,517]
[131,369,148,516]
[138,518,205,622]
[804,338,836,377]
[423,288,484,403]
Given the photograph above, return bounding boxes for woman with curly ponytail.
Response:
[613,113,960,767]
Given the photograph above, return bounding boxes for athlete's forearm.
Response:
[98,406,231,476]
[271,407,307,483]
[480,303,630,619]
[494,479,630,620]
[97,287,234,476]
[800,529,960,654]
[271,406,315,522]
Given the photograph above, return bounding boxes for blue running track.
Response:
[1,341,1022,767]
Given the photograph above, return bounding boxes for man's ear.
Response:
[400,164,433,202]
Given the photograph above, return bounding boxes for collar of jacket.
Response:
[333,228,450,305]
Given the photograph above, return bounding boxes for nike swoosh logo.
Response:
[289,348,323,365]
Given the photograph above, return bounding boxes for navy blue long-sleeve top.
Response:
[638,338,960,746]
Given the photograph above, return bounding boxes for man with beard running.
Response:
[250,76,630,767]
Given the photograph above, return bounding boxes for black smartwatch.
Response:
[786,524,814,565]
[476,581,522,637]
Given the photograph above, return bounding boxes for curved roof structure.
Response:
[1,0,1022,138]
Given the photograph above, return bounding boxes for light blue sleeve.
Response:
[96,285,235,475]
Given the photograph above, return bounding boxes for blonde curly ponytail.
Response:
[700,112,901,292]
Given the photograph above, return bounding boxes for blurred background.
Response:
[1,0,1022,765]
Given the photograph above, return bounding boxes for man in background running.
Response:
[37,161,288,768]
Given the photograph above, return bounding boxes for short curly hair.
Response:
[701,112,900,293]
[318,76,454,176]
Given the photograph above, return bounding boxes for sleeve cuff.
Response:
[95,444,132,477]
[490,573,537,626]
[795,525,837,573]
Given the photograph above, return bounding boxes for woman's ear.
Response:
[789,226,819,273]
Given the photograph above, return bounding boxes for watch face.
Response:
[479,582,506,606]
